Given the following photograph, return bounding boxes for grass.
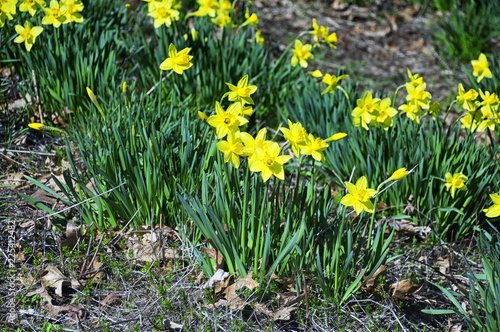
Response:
[1,0,500,330]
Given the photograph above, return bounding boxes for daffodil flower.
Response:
[240,128,267,163]
[341,176,378,215]
[42,0,67,28]
[19,0,46,16]
[471,53,492,83]
[14,21,43,52]
[301,133,328,162]
[148,1,180,28]
[321,73,348,95]
[225,75,257,105]
[207,102,247,139]
[407,68,423,87]
[159,44,193,75]
[291,39,313,68]
[61,0,84,23]
[280,120,307,157]
[249,141,291,182]
[216,131,244,168]
[456,83,478,112]
[444,172,468,199]
[352,91,380,130]
[242,8,258,27]
[390,168,408,180]
[483,191,500,218]
[375,98,397,130]
[193,0,217,17]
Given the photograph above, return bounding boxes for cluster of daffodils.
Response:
[2,0,84,52]
[350,69,440,130]
[351,91,398,131]
[141,0,263,45]
[290,18,337,69]
[398,69,437,124]
[456,54,499,132]
[200,74,347,182]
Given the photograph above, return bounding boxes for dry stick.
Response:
[32,70,42,122]
[146,70,174,95]
[36,181,127,220]
[5,149,56,156]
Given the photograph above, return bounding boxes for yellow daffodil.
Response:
[390,168,408,180]
[325,133,347,142]
[311,70,323,78]
[160,44,193,75]
[255,29,264,45]
[301,133,328,162]
[280,119,307,157]
[198,111,208,122]
[479,89,499,115]
[242,8,258,27]
[42,0,67,28]
[340,176,377,215]
[28,123,66,135]
[148,1,180,28]
[398,103,423,125]
[19,0,46,16]
[212,13,231,27]
[483,191,500,218]
[471,53,492,83]
[375,98,397,130]
[14,21,43,52]
[193,0,217,17]
[291,39,313,68]
[407,68,423,87]
[321,73,348,95]
[405,82,431,110]
[1,0,17,26]
[249,141,291,182]
[310,18,327,45]
[225,75,257,105]
[61,0,84,23]
[216,131,244,168]
[460,112,481,132]
[352,91,380,130]
[240,128,267,163]
[456,83,478,111]
[444,172,468,199]
[241,104,253,116]
[28,123,44,130]
[207,102,247,139]
[324,30,337,48]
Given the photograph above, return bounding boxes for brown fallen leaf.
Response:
[202,247,224,269]
[101,293,121,306]
[363,265,388,292]
[66,303,85,323]
[223,271,260,310]
[202,269,230,293]
[60,221,82,250]
[388,279,419,300]
[436,256,450,275]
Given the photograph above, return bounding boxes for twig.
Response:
[5,149,56,156]
[36,181,127,220]
[146,70,174,95]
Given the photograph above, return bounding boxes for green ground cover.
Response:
[1,0,500,330]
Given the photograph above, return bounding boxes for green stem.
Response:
[392,84,406,108]
[338,86,352,112]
